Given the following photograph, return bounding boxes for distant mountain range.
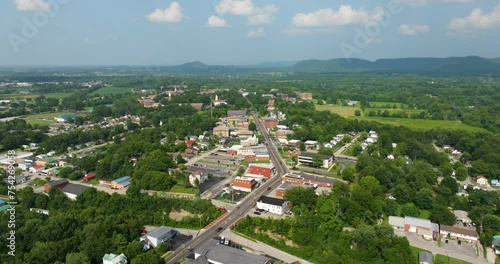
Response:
[171,56,500,75]
[290,56,500,74]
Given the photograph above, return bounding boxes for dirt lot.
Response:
[169,209,198,221]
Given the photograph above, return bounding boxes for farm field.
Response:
[24,112,85,125]
[352,116,489,133]
[0,92,74,99]
[368,101,409,108]
[91,86,132,95]
[316,104,361,118]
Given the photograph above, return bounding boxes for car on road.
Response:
[253,211,261,215]
[267,187,271,191]
[217,227,224,232]
[235,206,240,210]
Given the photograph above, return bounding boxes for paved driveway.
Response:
[396,230,491,263]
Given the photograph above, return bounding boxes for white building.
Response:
[102,253,127,264]
[439,225,478,243]
[256,196,288,215]
[189,171,208,187]
[142,226,178,248]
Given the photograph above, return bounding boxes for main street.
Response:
[165,111,289,263]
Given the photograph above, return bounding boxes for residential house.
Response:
[236,130,254,139]
[298,153,333,169]
[248,163,275,179]
[141,226,178,248]
[189,171,208,187]
[418,251,433,264]
[227,110,247,117]
[186,140,197,148]
[256,196,288,215]
[439,225,478,243]
[185,148,198,155]
[232,177,257,192]
[44,179,69,192]
[62,183,91,200]
[476,176,489,186]
[213,126,230,137]
[102,253,127,264]
[227,145,244,156]
[83,173,96,182]
[190,103,203,110]
[287,139,301,148]
[212,95,227,106]
[111,176,131,189]
[58,160,68,167]
[240,134,258,146]
[491,179,500,187]
[304,140,318,149]
[29,165,45,174]
[192,239,273,264]
[476,176,488,186]
[17,162,32,171]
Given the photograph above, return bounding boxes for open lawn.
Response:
[435,254,471,264]
[24,112,86,125]
[316,104,361,118]
[352,116,489,133]
[0,92,74,99]
[169,185,199,195]
[91,86,132,95]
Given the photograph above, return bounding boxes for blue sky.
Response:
[0,0,499,65]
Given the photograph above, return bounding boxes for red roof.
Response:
[32,165,44,170]
[186,140,196,147]
[83,173,96,180]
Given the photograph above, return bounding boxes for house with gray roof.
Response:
[389,216,438,240]
[192,239,272,264]
[141,226,177,248]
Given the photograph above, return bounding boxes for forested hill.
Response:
[290,56,500,75]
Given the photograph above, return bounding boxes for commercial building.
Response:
[256,196,288,215]
[281,172,335,188]
[298,153,333,169]
[248,163,275,179]
[111,176,131,189]
[232,177,257,192]
[439,225,478,243]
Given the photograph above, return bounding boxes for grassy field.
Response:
[24,112,85,125]
[316,104,361,118]
[369,101,409,108]
[169,185,199,195]
[0,92,74,99]
[352,116,489,133]
[91,86,132,95]
[435,254,471,264]
[363,108,421,115]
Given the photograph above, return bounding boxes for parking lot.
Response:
[395,230,490,264]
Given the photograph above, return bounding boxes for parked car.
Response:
[253,211,261,215]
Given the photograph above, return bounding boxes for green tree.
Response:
[414,188,434,210]
[440,177,458,194]
[284,186,318,209]
[312,154,324,168]
[65,252,90,264]
[131,250,162,264]
[400,203,420,217]
[429,204,456,225]
[299,142,306,151]
[248,122,257,132]
[125,242,144,260]
[354,110,361,116]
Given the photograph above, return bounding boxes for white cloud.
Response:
[448,4,500,32]
[247,28,265,37]
[147,2,184,23]
[207,15,229,27]
[247,5,278,25]
[399,24,430,35]
[13,0,51,12]
[401,0,477,6]
[291,5,383,27]
[282,26,336,35]
[214,0,277,25]
[216,0,254,16]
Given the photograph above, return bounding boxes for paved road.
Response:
[185,147,222,166]
[333,135,359,161]
[165,110,290,264]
